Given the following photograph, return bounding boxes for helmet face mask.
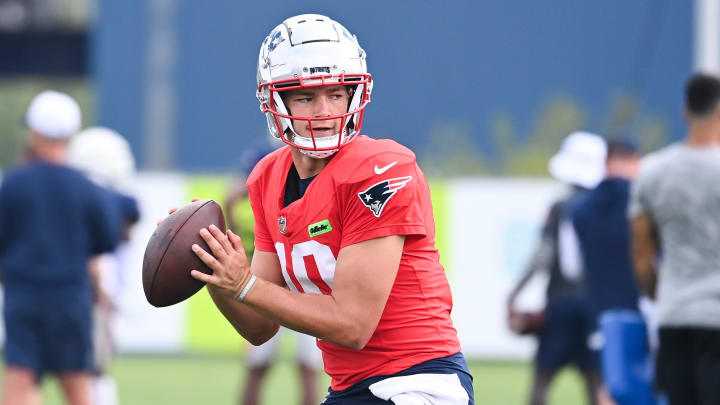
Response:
[256,15,373,158]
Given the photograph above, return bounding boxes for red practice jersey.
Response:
[247,135,461,390]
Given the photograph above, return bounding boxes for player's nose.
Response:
[312,96,333,117]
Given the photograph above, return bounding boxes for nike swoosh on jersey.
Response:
[374,161,398,175]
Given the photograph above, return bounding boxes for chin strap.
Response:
[299,148,339,159]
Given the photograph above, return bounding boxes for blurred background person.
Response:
[67,126,141,405]
[240,328,321,405]
[225,144,277,258]
[573,140,641,318]
[224,143,322,405]
[630,73,720,405]
[571,140,662,405]
[0,91,121,405]
[507,131,607,405]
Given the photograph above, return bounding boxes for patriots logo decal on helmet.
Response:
[267,30,285,52]
[357,177,413,217]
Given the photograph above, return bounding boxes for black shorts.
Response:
[323,353,474,404]
[656,326,720,405]
[535,295,599,372]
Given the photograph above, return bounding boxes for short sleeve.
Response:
[628,162,653,219]
[339,160,427,248]
[247,180,275,253]
[541,201,562,239]
[88,184,122,254]
[0,182,9,254]
[117,193,141,225]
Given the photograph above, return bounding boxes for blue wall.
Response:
[93,0,147,164]
[96,0,692,171]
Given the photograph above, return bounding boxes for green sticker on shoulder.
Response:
[308,219,332,237]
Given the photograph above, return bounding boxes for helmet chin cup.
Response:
[299,148,338,159]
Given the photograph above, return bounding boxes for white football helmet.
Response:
[67,127,136,192]
[256,14,373,158]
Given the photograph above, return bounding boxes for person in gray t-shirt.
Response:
[629,73,720,405]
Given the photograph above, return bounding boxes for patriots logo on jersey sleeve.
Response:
[357,176,413,217]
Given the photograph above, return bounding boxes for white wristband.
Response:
[236,275,257,303]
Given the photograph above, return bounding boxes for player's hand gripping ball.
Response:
[142,200,226,307]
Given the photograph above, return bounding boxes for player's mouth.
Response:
[308,125,336,137]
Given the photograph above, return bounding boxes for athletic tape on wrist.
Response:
[237,275,257,303]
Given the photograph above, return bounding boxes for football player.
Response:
[188,14,474,404]
[67,126,141,405]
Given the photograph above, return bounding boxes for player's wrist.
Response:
[236,274,257,303]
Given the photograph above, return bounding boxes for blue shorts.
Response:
[598,310,658,405]
[536,295,599,372]
[322,352,474,404]
[3,287,94,379]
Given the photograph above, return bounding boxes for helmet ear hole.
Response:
[279,93,292,116]
[346,85,356,99]
[347,83,364,115]
[272,92,291,120]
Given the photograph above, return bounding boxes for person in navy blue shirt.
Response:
[0,91,120,405]
[571,140,661,405]
[572,140,641,316]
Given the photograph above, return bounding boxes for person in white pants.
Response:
[241,327,321,405]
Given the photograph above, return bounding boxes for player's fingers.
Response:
[227,229,244,253]
[199,228,228,258]
[208,225,233,254]
[228,232,249,263]
[190,269,216,285]
[168,206,179,215]
[191,197,199,202]
[191,243,222,270]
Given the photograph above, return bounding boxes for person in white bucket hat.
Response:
[508,131,609,405]
[549,131,607,189]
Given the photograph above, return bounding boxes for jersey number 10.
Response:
[274,241,336,295]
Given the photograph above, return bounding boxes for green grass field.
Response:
[19,356,589,405]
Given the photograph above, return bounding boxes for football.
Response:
[142,199,226,307]
[508,310,546,336]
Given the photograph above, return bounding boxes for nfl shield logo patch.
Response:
[278,216,287,234]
